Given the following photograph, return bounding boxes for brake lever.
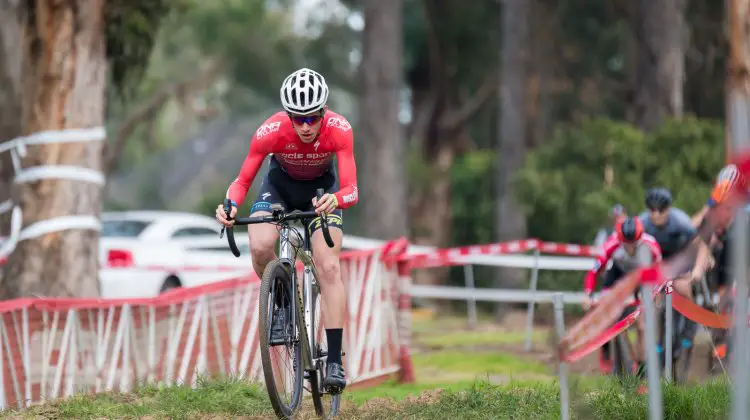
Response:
[220,198,234,239]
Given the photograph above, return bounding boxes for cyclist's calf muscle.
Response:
[248,211,280,278]
[312,226,346,329]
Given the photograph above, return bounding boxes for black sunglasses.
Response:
[289,112,324,125]
[648,206,669,213]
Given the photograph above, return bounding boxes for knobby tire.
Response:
[309,286,341,418]
[259,260,303,418]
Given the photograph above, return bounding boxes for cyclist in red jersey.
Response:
[215,68,357,391]
[582,217,662,375]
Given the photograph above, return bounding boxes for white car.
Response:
[100,211,253,298]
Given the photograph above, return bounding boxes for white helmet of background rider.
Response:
[280,68,330,115]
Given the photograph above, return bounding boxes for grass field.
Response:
[0,376,733,419]
[0,312,736,419]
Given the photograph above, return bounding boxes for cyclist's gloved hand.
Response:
[216,203,237,227]
[312,193,338,215]
[582,293,593,311]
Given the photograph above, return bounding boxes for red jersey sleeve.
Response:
[584,236,619,294]
[225,120,278,206]
[331,125,359,209]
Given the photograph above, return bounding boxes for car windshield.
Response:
[101,220,151,238]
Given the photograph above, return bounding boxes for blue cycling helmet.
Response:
[609,204,625,218]
[646,187,673,210]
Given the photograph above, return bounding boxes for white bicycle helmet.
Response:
[280,68,329,115]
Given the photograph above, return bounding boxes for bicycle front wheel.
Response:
[259,260,304,418]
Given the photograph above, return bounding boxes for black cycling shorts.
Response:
[712,240,730,289]
[250,156,343,235]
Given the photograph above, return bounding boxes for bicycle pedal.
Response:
[269,336,289,346]
[325,385,343,395]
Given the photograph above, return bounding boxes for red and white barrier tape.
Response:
[406,238,600,269]
[0,239,414,409]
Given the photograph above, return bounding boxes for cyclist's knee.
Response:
[248,218,278,262]
[315,254,341,284]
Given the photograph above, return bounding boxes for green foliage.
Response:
[451,150,495,246]
[184,0,357,110]
[516,116,725,246]
[106,0,185,97]
[440,117,724,292]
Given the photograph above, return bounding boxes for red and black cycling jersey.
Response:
[226,111,359,209]
[584,233,662,294]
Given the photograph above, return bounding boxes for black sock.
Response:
[637,361,646,379]
[325,328,343,365]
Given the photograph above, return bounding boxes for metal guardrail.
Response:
[345,235,594,351]
[409,284,587,304]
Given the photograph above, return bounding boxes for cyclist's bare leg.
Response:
[248,211,280,278]
[312,226,345,330]
[311,226,348,391]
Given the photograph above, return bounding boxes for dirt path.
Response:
[414,309,726,384]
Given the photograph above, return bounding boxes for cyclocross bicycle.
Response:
[657,276,712,384]
[591,292,641,381]
[220,188,341,419]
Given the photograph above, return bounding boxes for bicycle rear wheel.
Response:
[671,312,696,384]
[612,304,639,383]
[309,285,341,418]
[259,260,304,418]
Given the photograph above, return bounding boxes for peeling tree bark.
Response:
[0,0,24,236]
[726,0,750,162]
[1,0,107,298]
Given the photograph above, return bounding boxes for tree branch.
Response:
[103,61,223,176]
[439,71,498,132]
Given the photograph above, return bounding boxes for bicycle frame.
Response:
[278,221,320,375]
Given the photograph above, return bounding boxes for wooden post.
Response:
[726,0,750,161]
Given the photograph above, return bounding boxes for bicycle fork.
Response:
[279,225,316,372]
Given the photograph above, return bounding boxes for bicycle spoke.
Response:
[259,261,303,418]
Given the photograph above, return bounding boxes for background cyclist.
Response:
[215,68,358,393]
[692,164,746,368]
[594,204,627,249]
[639,187,706,373]
[582,216,662,376]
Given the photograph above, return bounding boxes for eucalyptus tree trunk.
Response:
[1,0,106,298]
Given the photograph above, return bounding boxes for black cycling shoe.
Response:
[323,362,347,394]
[269,306,290,346]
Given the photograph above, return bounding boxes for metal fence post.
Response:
[642,282,663,420]
[732,209,749,420]
[525,249,541,351]
[728,6,750,417]
[553,293,570,420]
[664,284,672,383]
[464,264,478,329]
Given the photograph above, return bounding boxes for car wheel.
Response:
[160,276,182,294]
